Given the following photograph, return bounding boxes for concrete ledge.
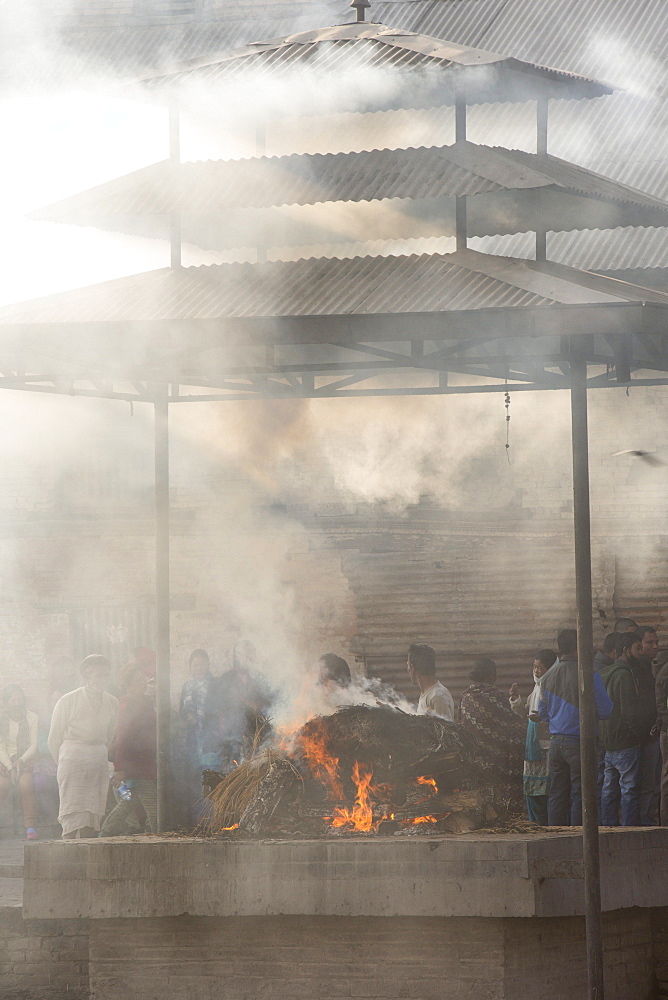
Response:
[24,828,668,921]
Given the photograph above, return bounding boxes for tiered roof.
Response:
[28,143,668,252]
[1,12,666,401]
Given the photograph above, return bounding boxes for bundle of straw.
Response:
[198,750,300,834]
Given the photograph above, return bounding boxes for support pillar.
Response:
[256,118,268,262]
[455,71,467,143]
[455,71,467,251]
[169,102,181,269]
[535,97,548,263]
[537,97,548,154]
[153,384,171,832]
[569,355,605,1000]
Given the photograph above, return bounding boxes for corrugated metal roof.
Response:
[258,92,667,198]
[595,269,667,291]
[0,252,553,324]
[471,226,668,271]
[30,147,501,218]
[6,0,663,94]
[136,21,612,110]
[586,159,668,202]
[214,225,668,275]
[30,142,668,221]
[0,249,666,328]
[372,0,668,94]
[28,142,668,258]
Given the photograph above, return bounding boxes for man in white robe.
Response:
[48,655,118,838]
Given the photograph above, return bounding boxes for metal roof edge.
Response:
[128,19,613,95]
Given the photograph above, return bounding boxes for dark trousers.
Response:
[661,732,668,826]
[639,738,661,826]
[600,747,641,826]
[525,794,548,825]
[547,735,582,826]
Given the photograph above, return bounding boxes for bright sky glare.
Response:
[0,91,170,306]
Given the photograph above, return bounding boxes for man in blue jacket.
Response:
[537,628,613,826]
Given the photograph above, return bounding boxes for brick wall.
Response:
[89,914,506,1000]
[0,891,662,998]
[0,907,88,999]
[653,908,668,998]
[505,909,656,1000]
[86,908,667,999]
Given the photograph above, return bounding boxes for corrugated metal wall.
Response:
[69,603,156,672]
[327,516,580,706]
[613,537,668,632]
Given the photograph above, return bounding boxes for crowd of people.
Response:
[1,619,666,839]
[406,620,668,827]
[0,640,278,839]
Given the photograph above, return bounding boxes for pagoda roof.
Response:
[29,142,668,252]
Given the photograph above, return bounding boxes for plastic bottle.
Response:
[117,783,132,801]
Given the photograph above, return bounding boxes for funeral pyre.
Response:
[200,706,521,836]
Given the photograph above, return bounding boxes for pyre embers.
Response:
[201,705,508,837]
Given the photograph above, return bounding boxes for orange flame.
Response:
[221,823,239,831]
[401,815,439,826]
[416,776,438,793]
[330,762,381,832]
[298,720,344,800]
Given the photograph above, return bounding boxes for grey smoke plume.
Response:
[0,0,666,732]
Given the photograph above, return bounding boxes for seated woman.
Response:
[102,663,157,836]
[458,658,526,814]
[0,684,39,839]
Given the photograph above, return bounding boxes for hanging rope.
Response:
[505,390,511,464]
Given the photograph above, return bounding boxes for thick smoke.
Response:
[0,0,666,737]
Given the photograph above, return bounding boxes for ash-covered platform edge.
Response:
[23,827,668,921]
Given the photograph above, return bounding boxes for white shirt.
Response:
[417,680,454,722]
[47,686,118,763]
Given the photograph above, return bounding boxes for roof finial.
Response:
[350,0,371,22]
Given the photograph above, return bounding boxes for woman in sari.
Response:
[509,648,557,824]
[48,655,118,839]
[459,658,526,813]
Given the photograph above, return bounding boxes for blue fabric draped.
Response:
[525,719,543,763]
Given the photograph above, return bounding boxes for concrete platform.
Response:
[0,839,88,1000]
[20,830,668,1000]
[23,828,668,920]
[0,838,24,908]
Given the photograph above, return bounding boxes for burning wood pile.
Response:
[200,706,517,837]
